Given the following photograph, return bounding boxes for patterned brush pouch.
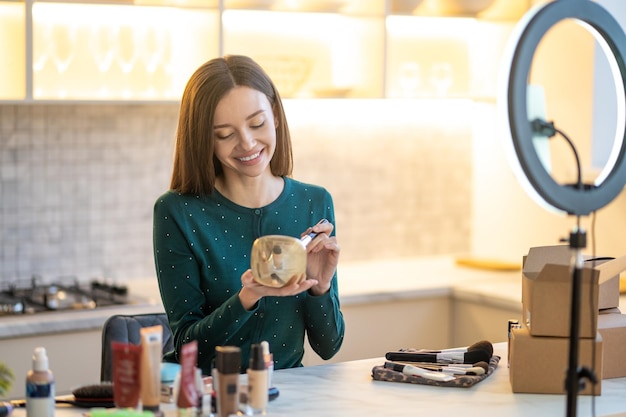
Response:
[371,355,501,388]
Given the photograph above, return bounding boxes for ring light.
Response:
[504,0,626,216]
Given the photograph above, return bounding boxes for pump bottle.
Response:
[247,344,268,415]
[26,347,55,417]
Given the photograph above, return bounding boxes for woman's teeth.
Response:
[239,152,260,162]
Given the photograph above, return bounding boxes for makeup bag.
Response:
[371,355,500,388]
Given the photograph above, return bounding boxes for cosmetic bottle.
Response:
[261,341,273,388]
[215,346,241,417]
[26,347,55,417]
[247,344,268,415]
[0,401,13,417]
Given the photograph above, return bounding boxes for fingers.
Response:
[307,235,340,254]
[242,269,317,297]
[275,278,318,296]
[301,219,334,241]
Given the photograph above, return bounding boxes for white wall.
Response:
[471,0,626,262]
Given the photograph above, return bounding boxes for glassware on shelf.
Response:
[114,24,138,97]
[115,25,138,74]
[89,25,118,97]
[137,25,168,97]
[89,25,117,73]
[33,22,51,73]
[138,25,166,74]
[429,61,453,96]
[49,23,77,74]
[397,61,421,97]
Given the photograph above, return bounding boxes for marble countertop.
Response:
[7,343,626,417]
[2,256,622,340]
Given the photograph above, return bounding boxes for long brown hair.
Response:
[170,55,293,195]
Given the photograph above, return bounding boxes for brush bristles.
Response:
[468,340,494,357]
[72,383,113,399]
[473,361,489,372]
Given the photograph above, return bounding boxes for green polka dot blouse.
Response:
[153,177,345,374]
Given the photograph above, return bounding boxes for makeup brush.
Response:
[419,340,494,358]
[407,361,489,376]
[385,348,490,365]
[441,361,489,376]
[384,362,455,382]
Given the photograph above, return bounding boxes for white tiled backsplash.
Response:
[0,100,471,283]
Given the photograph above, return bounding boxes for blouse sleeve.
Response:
[153,194,256,368]
[302,190,345,359]
[303,276,345,360]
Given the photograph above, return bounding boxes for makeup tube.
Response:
[140,325,163,413]
[177,340,199,415]
[215,346,241,417]
[111,342,142,409]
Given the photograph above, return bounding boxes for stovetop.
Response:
[0,276,131,315]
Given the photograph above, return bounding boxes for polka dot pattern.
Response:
[153,177,345,374]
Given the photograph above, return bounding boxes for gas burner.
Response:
[0,276,132,316]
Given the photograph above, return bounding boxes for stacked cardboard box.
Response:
[509,245,626,394]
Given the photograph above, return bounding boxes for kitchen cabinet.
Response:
[303,294,452,366]
[0,0,524,102]
[0,328,102,400]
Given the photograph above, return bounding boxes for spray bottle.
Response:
[26,347,55,417]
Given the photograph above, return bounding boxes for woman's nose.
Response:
[239,129,256,149]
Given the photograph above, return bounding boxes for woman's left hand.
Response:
[302,220,340,296]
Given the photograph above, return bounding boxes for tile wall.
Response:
[0,100,472,284]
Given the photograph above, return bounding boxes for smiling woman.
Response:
[153,55,345,375]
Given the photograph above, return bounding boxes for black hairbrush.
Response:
[57,383,115,408]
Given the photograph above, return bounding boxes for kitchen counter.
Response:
[3,255,625,340]
[1,257,625,399]
[7,343,626,417]
[0,257,523,340]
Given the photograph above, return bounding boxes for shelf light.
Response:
[386,15,478,39]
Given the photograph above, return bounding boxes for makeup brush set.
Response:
[372,340,501,388]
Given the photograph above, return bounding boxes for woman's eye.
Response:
[215,133,233,140]
[251,120,265,129]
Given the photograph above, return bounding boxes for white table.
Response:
[9,343,626,417]
[264,343,626,417]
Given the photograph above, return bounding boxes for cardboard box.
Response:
[509,326,603,395]
[598,309,626,379]
[522,245,626,338]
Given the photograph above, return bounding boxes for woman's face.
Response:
[213,86,277,180]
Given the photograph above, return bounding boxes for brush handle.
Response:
[300,219,329,247]
[384,362,455,382]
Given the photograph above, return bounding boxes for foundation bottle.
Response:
[215,346,241,417]
[247,344,268,415]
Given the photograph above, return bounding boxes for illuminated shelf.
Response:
[0,0,519,102]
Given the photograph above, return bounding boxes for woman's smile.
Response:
[238,150,262,163]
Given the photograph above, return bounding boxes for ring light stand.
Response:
[503,1,626,416]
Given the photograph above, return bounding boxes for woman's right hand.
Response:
[238,269,318,310]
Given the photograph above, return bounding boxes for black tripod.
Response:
[565,226,598,417]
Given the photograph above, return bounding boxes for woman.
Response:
[153,55,345,374]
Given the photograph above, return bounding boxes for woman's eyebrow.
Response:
[213,109,265,129]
